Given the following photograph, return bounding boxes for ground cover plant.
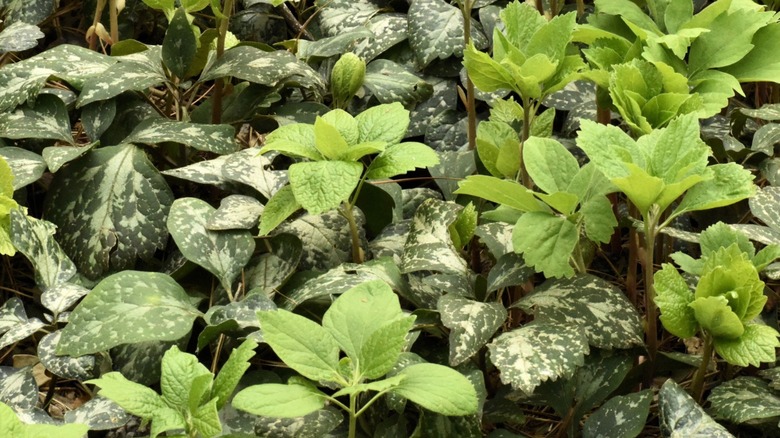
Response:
[2,0,780,436]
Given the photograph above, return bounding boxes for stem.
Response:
[89,0,107,50]
[643,206,660,385]
[109,0,119,44]
[519,98,533,188]
[342,203,364,264]
[557,404,577,438]
[348,393,358,438]
[691,333,714,403]
[211,0,235,124]
[572,242,587,274]
[461,0,477,151]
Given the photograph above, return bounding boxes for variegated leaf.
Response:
[408,0,488,67]
[438,295,506,366]
[253,406,344,437]
[0,297,44,350]
[658,379,733,437]
[749,185,780,231]
[111,340,181,386]
[45,144,174,279]
[369,221,410,263]
[487,253,534,293]
[161,154,233,188]
[10,210,76,289]
[123,118,238,154]
[430,150,475,199]
[37,331,96,380]
[474,222,514,259]
[297,28,374,60]
[168,197,255,293]
[0,22,43,52]
[0,93,73,143]
[0,367,37,411]
[424,273,474,298]
[759,367,780,391]
[0,64,53,112]
[81,100,116,142]
[57,271,202,357]
[281,263,387,310]
[0,147,45,190]
[408,77,457,137]
[316,0,380,36]
[708,377,780,425]
[752,123,780,156]
[364,60,433,105]
[222,147,287,198]
[245,233,302,296]
[352,14,409,62]
[64,396,131,430]
[730,223,780,246]
[77,47,167,107]
[30,44,115,88]
[1,0,53,25]
[41,283,89,318]
[488,322,589,394]
[201,46,324,91]
[401,187,442,219]
[516,275,644,349]
[401,199,468,275]
[277,210,361,271]
[200,293,277,348]
[206,195,264,231]
[582,390,652,438]
[42,143,96,173]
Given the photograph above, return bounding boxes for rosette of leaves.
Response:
[258,103,439,262]
[455,136,617,278]
[232,280,478,438]
[655,243,780,399]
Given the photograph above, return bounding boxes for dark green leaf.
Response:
[582,390,652,438]
[162,7,197,78]
[438,295,506,366]
[658,379,732,437]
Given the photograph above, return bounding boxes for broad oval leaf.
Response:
[168,197,255,293]
[45,144,174,279]
[408,0,487,68]
[277,210,361,271]
[488,322,589,394]
[37,331,96,380]
[708,377,780,425]
[288,161,363,215]
[77,47,168,107]
[10,210,76,289]
[517,274,644,349]
[206,195,264,231]
[64,396,131,431]
[57,271,202,357]
[123,118,238,155]
[366,142,440,180]
[513,212,578,278]
[401,199,468,275]
[233,383,327,418]
[582,390,652,438]
[0,147,46,190]
[658,379,733,437]
[438,295,507,366]
[390,363,478,416]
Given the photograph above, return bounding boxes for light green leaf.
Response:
[455,175,546,213]
[86,372,182,426]
[647,113,709,183]
[359,316,417,380]
[233,383,327,418]
[355,102,410,145]
[438,295,507,366]
[488,322,589,394]
[513,212,577,278]
[366,142,439,179]
[258,185,301,236]
[654,264,697,339]
[313,116,349,160]
[517,274,644,349]
[580,196,618,244]
[330,52,366,107]
[690,296,744,339]
[463,43,514,92]
[123,118,238,155]
[288,161,362,215]
[45,144,174,279]
[475,120,520,179]
[261,123,322,161]
[160,345,211,410]
[658,378,733,437]
[721,23,780,83]
[212,339,257,410]
[168,197,255,293]
[611,164,665,216]
[57,271,201,356]
[259,309,340,382]
[708,377,780,425]
[391,363,478,416]
[192,397,221,438]
[524,137,579,194]
[582,390,652,438]
[674,163,755,216]
[713,323,780,367]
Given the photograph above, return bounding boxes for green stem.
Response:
[691,333,714,403]
[211,0,234,124]
[519,98,533,188]
[572,242,587,274]
[342,203,364,264]
[348,393,358,438]
[643,207,660,384]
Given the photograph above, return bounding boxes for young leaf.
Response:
[673,163,755,217]
[365,142,439,180]
[232,383,327,418]
[160,345,212,411]
[355,102,410,145]
[359,316,417,380]
[455,175,546,213]
[708,377,780,425]
[212,339,257,410]
[261,123,322,161]
[390,363,478,416]
[513,212,578,278]
[191,397,221,438]
[168,197,255,293]
[523,137,579,194]
[288,161,363,215]
[438,295,507,366]
[258,185,302,236]
[582,390,652,438]
[654,264,697,338]
[86,372,184,429]
[713,324,780,368]
[313,116,350,160]
[258,309,341,382]
[57,271,201,357]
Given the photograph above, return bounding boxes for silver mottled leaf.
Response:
[0,22,44,52]
[582,390,652,438]
[254,406,344,437]
[0,366,37,411]
[161,154,233,188]
[297,28,374,60]
[244,233,302,296]
[408,77,457,137]
[0,64,53,112]
[280,263,388,310]
[708,377,780,425]
[40,282,89,318]
[77,47,167,107]
[752,123,780,155]
[0,297,44,351]
[401,188,442,220]
[516,275,644,349]
[222,147,287,198]
[10,210,76,289]
[401,198,468,275]
[352,14,408,62]
[730,224,780,246]
[438,295,506,366]
[750,185,780,230]
[488,322,589,394]
[424,272,474,298]
[408,0,488,67]
[206,195,264,230]
[111,340,181,386]
[317,0,380,36]
[277,210,361,271]
[364,59,433,105]
[430,150,475,199]
[123,118,238,154]
[487,253,534,293]
[56,271,202,357]
[0,93,73,143]
[206,293,276,329]
[64,396,131,430]
[201,46,324,91]
[168,197,256,293]
[45,144,174,279]
[37,331,96,380]
[658,379,733,437]
[1,0,53,25]
[474,222,514,259]
[42,143,96,173]
[81,100,116,142]
[0,147,45,190]
[369,221,410,263]
[759,367,780,391]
